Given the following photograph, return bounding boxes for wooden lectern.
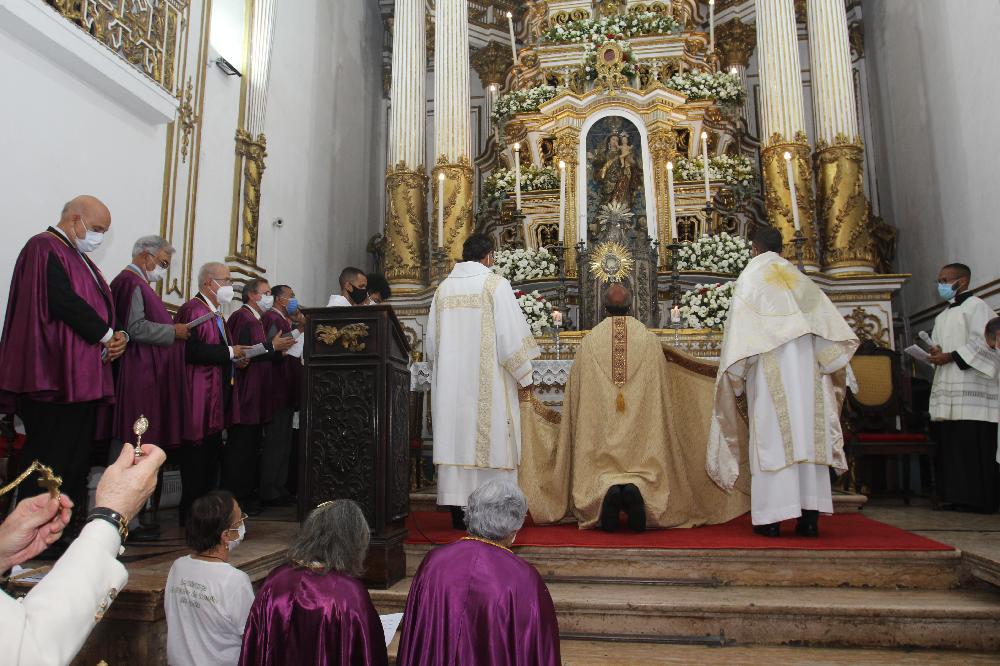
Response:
[298,304,411,588]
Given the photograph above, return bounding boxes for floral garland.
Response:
[514,290,554,336]
[680,281,735,330]
[664,70,744,106]
[675,232,752,274]
[540,12,679,44]
[493,85,558,125]
[492,247,558,282]
[482,166,559,207]
[674,155,755,188]
[583,39,637,80]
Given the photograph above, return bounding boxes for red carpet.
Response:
[405,511,953,551]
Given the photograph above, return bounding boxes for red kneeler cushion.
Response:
[854,432,929,443]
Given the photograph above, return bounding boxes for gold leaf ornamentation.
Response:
[316,323,370,352]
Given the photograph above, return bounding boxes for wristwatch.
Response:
[87,507,129,542]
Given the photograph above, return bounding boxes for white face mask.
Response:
[75,218,104,253]
[149,264,168,282]
[226,522,245,551]
[213,280,235,305]
[258,294,274,312]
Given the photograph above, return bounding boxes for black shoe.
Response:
[753,522,781,537]
[129,524,162,542]
[620,484,646,532]
[795,510,819,537]
[449,506,466,530]
[599,486,623,532]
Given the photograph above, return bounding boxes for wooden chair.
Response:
[844,340,935,504]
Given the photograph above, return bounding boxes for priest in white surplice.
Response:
[427,234,540,528]
[707,228,859,537]
[926,263,999,513]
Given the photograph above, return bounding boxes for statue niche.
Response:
[586,116,647,240]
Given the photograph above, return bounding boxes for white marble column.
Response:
[807,0,876,273]
[385,0,428,287]
[756,0,819,269]
[716,19,755,124]
[432,0,474,270]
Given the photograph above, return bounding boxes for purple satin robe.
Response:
[227,305,273,426]
[260,310,300,411]
[0,231,114,404]
[239,563,388,666]
[107,269,186,448]
[396,539,561,666]
[176,296,229,442]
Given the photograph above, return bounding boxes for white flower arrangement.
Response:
[679,281,736,330]
[541,12,679,44]
[492,247,558,282]
[493,85,558,125]
[675,232,752,275]
[482,166,559,206]
[513,289,554,336]
[664,70,745,106]
[675,155,756,188]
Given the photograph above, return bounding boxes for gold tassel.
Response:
[616,391,625,412]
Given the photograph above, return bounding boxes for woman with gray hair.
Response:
[397,480,561,665]
[238,500,387,666]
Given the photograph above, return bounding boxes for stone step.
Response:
[371,579,1000,651]
[403,543,962,589]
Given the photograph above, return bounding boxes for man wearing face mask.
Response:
[0,195,127,548]
[260,285,302,507]
[926,263,999,513]
[326,267,368,307]
[225,278,295,515]
[175,263,249,525]
[107,235,191,538]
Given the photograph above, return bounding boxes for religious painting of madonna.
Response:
[585,116,647,234]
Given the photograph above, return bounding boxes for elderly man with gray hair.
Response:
[239,500,388,665]
[397,480,561,666]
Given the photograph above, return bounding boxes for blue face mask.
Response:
[286,298,299,315]
[937,281,958,301]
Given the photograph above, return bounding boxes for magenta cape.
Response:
[0,231,113,404]
[176,296,228,441]
[260,310,300,411]
[227,305,273,426]
[396,539,561,666]
[107,269,186,448]
[238,563,388,666]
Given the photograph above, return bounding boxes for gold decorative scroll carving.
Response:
[233,130,267,266]
[845,306,889,347]
[47,0,188,95]
[815,136,876,272]
[716,19,756,69]
[432,158,475,277]
[472,41,514,88]
[554,128,581,277]
[760,132,819,268]
[316,323,369,352]
[648,125,679,265]
[385,162,428,285]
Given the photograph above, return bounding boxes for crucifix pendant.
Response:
[133,415,149,458]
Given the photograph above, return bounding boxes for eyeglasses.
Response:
[213,277,233,286]
[227,512,248,532]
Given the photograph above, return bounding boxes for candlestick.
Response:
[437,172,445,248]
[784,151,801,231]
[729,66,738,77]
[671,305,681,325]
[701,131,711,203]
[552,310,563,328]
[513,142,522,210]
[558,160,566,242]
[506,11,518,65]
[666,161,678,241]
[709,0,715,53]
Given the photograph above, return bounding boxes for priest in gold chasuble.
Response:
[519,284,750,531]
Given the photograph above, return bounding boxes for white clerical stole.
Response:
[427,262,539,471]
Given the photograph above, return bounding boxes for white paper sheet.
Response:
[380,612,404,646]
[287,335,305,358]
[904,344,931,365]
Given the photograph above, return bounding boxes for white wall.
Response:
[0,0,386,320]
[865,0,1000,316]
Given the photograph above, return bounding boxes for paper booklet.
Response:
[186,312,216,328]
[242,343,268,359]
[904,344,932,365]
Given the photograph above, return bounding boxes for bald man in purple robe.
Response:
[0,195,128,544]
[397,480,561,666]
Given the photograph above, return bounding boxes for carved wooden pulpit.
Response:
[299,305,411,588]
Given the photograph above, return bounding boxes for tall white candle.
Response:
[666,161,678,241]
[506,11,518,64]
[513,142,522,210]
[437,173,445,247]
[558,160,566,242]
[700,131,711,203]
[784,151,801,231]
[709,0,715,53]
